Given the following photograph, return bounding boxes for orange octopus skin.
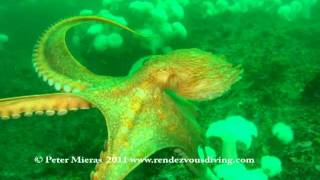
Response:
[0,16,242,179]
[0,93,90,119]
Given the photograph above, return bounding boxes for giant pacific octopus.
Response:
[0,16,242,179]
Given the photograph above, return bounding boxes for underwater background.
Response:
[0,0,319,179]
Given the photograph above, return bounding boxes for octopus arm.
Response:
[33,16,139,92]
[0,93,91,120]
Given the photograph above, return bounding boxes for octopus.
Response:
[0,16,242,179]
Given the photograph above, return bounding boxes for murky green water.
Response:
[0,0,319,179]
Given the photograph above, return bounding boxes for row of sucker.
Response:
[32,60,84,93]
[0,95,91,120]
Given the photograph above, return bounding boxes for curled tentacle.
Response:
[0,93,91,120]
[33,16,139,92]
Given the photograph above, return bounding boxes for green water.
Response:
[0,0,319,179]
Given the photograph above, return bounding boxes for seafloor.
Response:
[0,0,319,179]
